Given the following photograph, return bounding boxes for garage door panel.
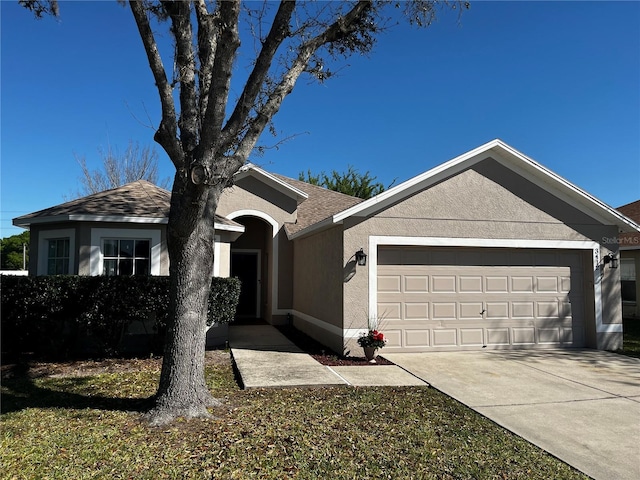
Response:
[384,329,403,348]
[404,329,430,347]
[512,327,536,345]
[460,328,484,346]
[377,302,401,320]
[512,276,534,292]
[486,302,509,319]
[404,275,429,293]
[404,302,429,320]
[538,328,561,344]
[537,276,560,292]
[378,275,401,292]
[561,328,573,344]
[459,276,483,293]
[487,328,510,345]
[433,329,457,347]
[460,302,484,319]
[486,276,509,293]
[376,247,586,351]
[512,302,535,318]
[537,301,560,318]
[432,276,456,292]
[433,303,457,320]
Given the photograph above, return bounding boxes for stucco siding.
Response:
[278,231,294,309]
[293,225,343,332]
[341,161,623,348]
[218,177,297,226]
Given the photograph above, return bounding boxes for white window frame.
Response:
[37,228,76,275]
[102,238,152,276]
[90,228,161,276]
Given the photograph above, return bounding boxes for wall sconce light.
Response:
[603,254,618,269]
[355,248,367,266]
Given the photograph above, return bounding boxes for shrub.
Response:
[0,275,240,360]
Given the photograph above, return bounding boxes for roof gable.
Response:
[290,140,640,239]
[234,164,308,203]
[226,165,363,236]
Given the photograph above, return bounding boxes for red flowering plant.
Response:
[357,329,386,349]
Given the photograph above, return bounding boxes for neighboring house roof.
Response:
[13,180,244,232]
[617,199,640,250]
[289,139,640,239]
[270,174,364,236]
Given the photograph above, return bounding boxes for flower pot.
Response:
[363,347,378,364]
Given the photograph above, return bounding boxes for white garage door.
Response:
[376,247,587,351]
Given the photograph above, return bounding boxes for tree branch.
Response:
[221,0,296,145]
[200,0,241,153]
[235,1,372,159]
[194,0,217,131]
[129,1,183,169]
[163,1,198,154]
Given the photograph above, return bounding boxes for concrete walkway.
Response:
[384,350,640,480]
[228,325,426,388]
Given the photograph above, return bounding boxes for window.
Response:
[90,228,161,276]
[38,229,75,275]
[47,238,70,274]
[102,239,150,276]
[621,258,636,303]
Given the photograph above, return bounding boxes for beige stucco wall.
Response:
[340,159,623,349]
[292,225,344,351]
[218,176,297,224]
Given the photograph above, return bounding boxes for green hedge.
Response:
[0,275,240,360]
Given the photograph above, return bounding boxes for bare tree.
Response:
[73,141,171,197]
[21,0,468,425]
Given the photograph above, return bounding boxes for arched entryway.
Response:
[228,215,274,322]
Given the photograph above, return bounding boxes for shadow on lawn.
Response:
[1,366,153,414]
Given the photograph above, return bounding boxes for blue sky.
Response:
[1,0,639,237]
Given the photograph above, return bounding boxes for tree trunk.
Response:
[146,177,223,426]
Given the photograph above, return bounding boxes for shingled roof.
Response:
[618,200,640,249]
[13,180,242,230]
[270,174,364,236]
[13,173,363,235]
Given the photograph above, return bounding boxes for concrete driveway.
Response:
[383,350,640,480]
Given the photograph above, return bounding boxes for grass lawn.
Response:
[1,352,589,480]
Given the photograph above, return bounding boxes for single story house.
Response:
[14,139,640,353]
[617,200,640,319]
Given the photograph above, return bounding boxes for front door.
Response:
[231,250,261,318]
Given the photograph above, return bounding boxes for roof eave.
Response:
[13,214,246,233]
[13,214,169,228]
[287,216,339,240]
[332,139,640,234]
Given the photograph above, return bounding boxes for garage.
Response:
[376,246,589,351]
